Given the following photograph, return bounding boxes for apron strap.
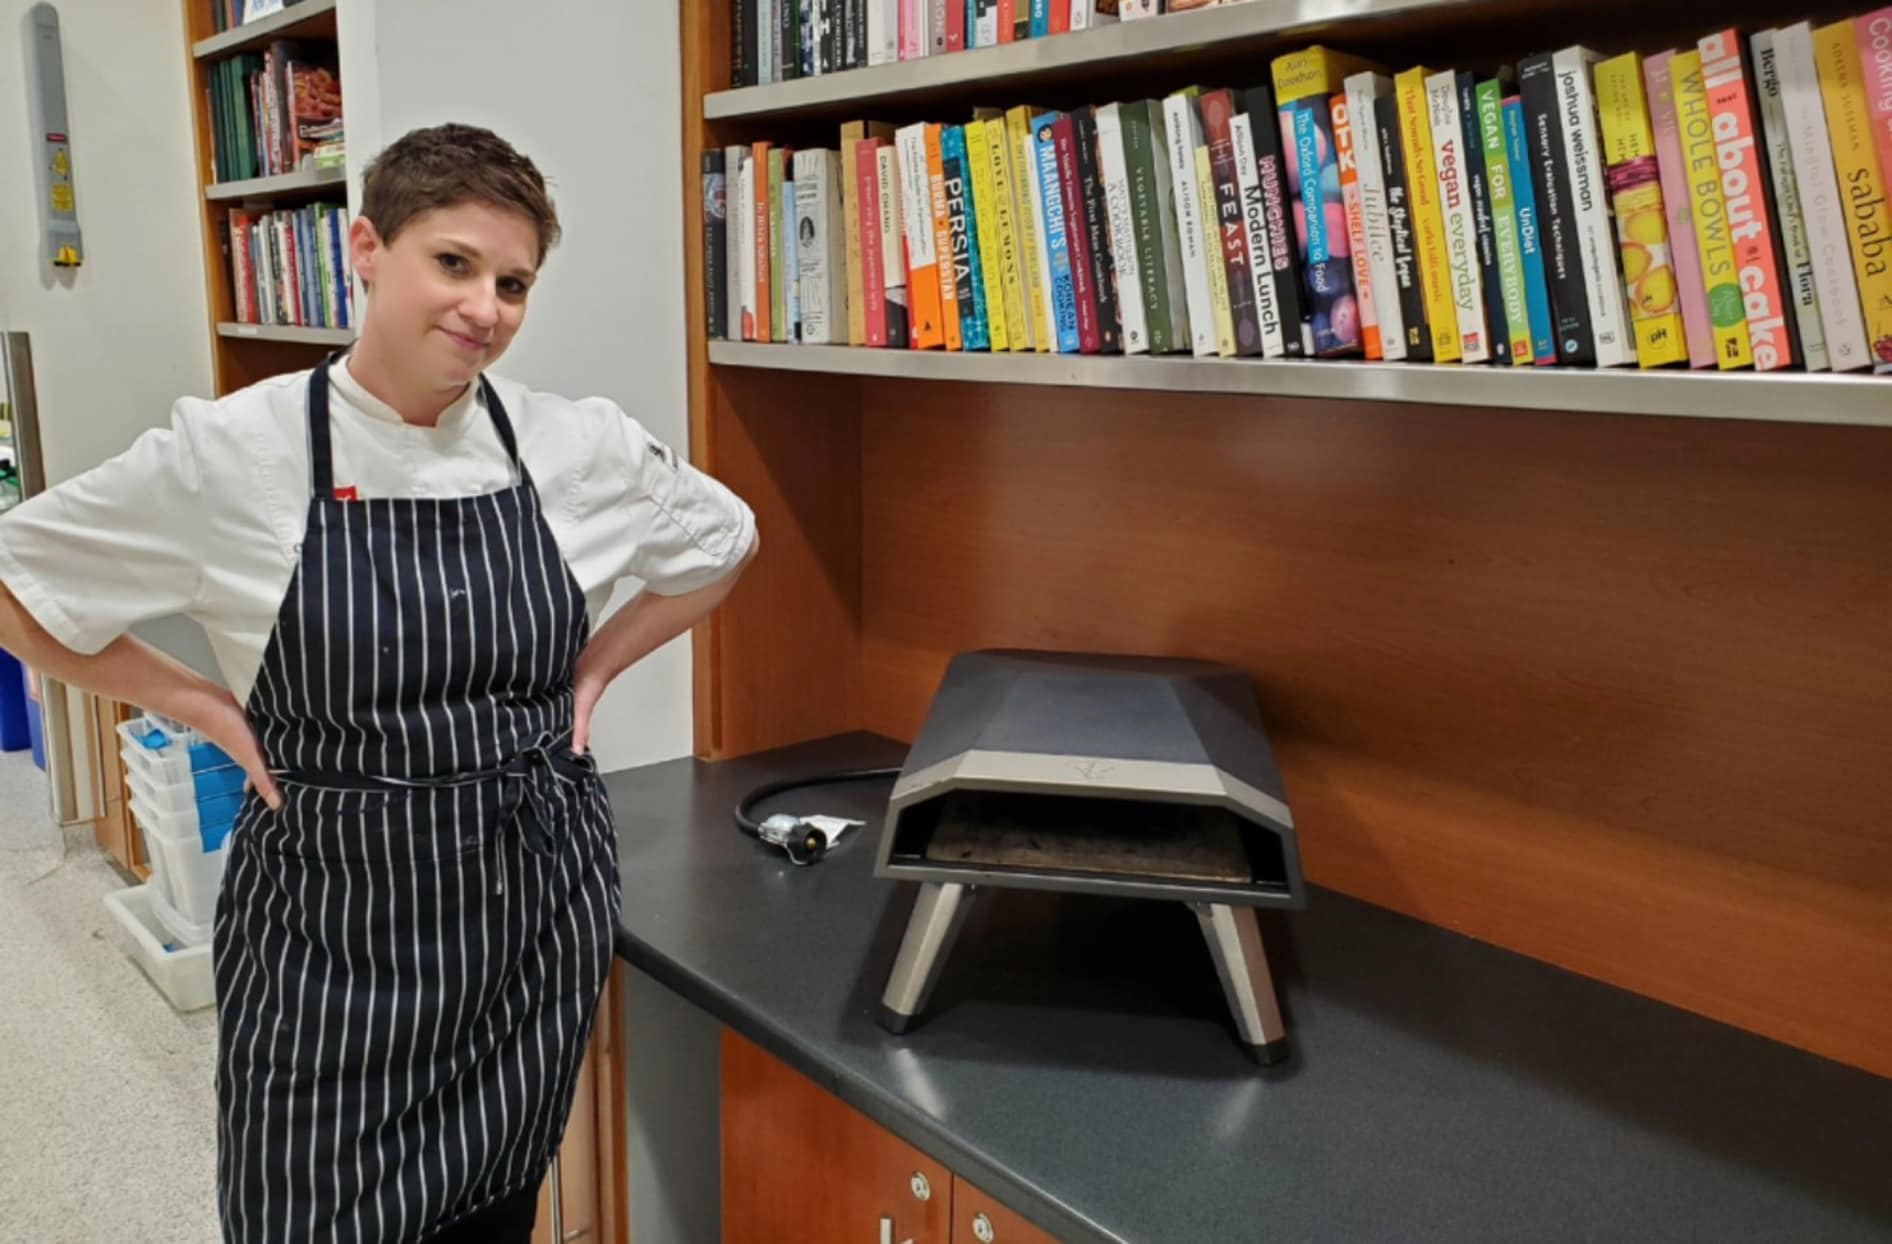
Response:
[303,354,527,496]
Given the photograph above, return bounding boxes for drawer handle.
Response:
[878,1215,913,1244]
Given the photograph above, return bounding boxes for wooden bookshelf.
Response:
[182,0,351,397]
[681,0,1892,1088]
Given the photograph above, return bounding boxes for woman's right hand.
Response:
[190,691,282,811]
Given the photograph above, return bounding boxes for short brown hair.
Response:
[359,123,561,264]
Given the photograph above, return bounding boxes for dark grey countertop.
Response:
[606,732,1892,1243]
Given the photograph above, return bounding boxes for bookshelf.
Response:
[182,0,354,397]
[681,0,1892,1090]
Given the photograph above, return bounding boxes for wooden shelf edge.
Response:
[216,321,353,346]
[704,0,1470,119]
[206,164,347,202]
[706,341,1892,427]
[192,0,337,59]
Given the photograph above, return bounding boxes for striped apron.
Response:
[211,358,622,1242]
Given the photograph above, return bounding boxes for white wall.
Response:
[343,0,696,773]
[1,0,214,481]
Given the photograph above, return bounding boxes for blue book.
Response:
[1032,113,1082,353]
[780,175,800,342]
[1502,96,1556,364]
[1283,98,1361,357]
[941,125,991,351]
[1030,0,1049,38]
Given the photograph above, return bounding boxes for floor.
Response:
[0,749,221,1244]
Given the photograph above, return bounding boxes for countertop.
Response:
[606,732,1892,1243]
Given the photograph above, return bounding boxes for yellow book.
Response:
[1593,52,1689,367]
[840,121,894,347]
[1672,50,1752,369]
[1396,67,1460,362]
[1194,144,1237,356]
[1007,105,1052,352]
[1813,21,1892,368]
[1272,45,1379,105]
[985,116,1032,352]
[964,117,1012,352]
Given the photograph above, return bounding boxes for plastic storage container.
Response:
[117,716,243,796]
[125,764,242,849]
[132,791,230,927]
[102,885,215,1012]
[149,876,215,947]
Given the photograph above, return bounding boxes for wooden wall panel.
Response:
[856,380,1892,1078]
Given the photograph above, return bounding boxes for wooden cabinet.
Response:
[723,1029,1063,1243]
[532,962,628,1244]
[951,1177,1061,1244]
[724,1029,954,1244]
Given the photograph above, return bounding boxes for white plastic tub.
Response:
[132,791,229,926]
[149,876,215,948]
[117,716,243,799]
[102,885,215,1012]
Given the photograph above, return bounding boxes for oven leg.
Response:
[1193,902,1290,1065]
[878,882,976,1035]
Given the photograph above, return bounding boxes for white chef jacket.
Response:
[0,358,756,704]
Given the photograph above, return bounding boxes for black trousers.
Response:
[423,1183,540,1243]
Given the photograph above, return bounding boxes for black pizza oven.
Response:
[872,649,1304,1064]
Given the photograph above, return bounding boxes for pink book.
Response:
[1860,9,1892,194]
[1643,49,1717,369]
[899,0,926,61]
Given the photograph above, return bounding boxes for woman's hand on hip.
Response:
[192,691,283,811]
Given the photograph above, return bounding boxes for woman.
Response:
[0,123,757,1242]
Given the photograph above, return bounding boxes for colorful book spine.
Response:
[876,143,909,346]
[1242,83,1313,356]
[1229,110,1287,358]
[1478,80,1532,364]
[1073,107,1124,353]
[1862,10,1892,209]
[793,149,847,345]
[964,119,1012,351]
[1552,46,1636,367]
[1396,67,1461,361]
[1459,71,1511,363]
[1096,102,1151,354]
[1593,51,1689,367]
[1673,49,1752,368]
[1008,105,1054,353]
[925,125,963,350]
[1331,93,1381,358]
[1201,89,1264,355]
[1054,112,1103,352]
[1815,19,1892,368]
[1519,53,1594,365]
[896,123,947,349]
[1135,99,1194,354]
[1700,29,1795,370]
[704,151,728,340]
[753,140,773,344]
[738,156,756,340]
[1279,96,1360,356]
[1642,50,1719,368]
[1426,70,1489,362]
[1751,30,1828,371]
[1033,113,1082,353]
[1164,89,1219,356]
[780,159,800,341]
[1378,92,1431,360]
[1346,71,1407,360]
[985,115,1032,351]
[1775,22,1873,371]
[855,138,888,346]
[1502,97,1557,364]
[1193,138,1236,355]
[942,124,991,350]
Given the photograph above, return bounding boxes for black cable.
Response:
[733,765,902,837]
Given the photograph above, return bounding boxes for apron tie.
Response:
[496,731,590,859]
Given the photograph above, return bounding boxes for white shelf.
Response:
[707,341,1892,428]
[706,0,1476,120]
[217,322,353,347]
[206,164,346,202]
[193,0,337,60]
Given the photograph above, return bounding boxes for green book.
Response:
[1476,78,1533,365]
[768,148,787,344]
[1123,100,1184,354]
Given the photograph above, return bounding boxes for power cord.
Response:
[734,765,902,865]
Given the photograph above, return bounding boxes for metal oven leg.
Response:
[877,882,976,1034]
[1193,902,1290,1065]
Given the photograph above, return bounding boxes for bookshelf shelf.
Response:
[216,321,352,346]
[205,163,346,201]
[192,0,337,61]
[703,0,1499,120]
[707,341,1892,428]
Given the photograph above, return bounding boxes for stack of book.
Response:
[207,40,344,182]
[704,10,1892,375]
